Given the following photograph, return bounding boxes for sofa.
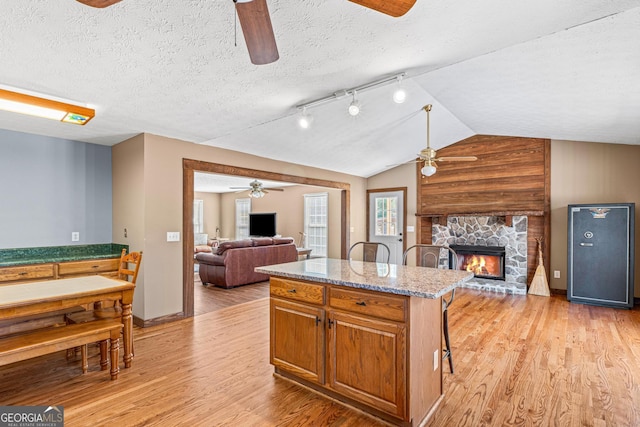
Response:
[195,237,298,288]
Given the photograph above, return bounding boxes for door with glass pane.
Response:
[368,190,405,264]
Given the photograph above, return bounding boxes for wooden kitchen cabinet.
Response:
[0,264,55,284]
[328,309,406,418]
[270,298,325,384]
[57,258,120,278]
[270,277,440,425]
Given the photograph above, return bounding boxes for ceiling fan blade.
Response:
[235,0,279,65]
[76,0,122,8]
[264,187,284,191]
[435,156,478,162]
[348,0,417,17]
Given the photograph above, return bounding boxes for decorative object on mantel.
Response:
[528,237,550,297]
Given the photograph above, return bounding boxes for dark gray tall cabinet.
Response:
[568,203,635,308]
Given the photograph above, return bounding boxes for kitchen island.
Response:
[256,258,473,426]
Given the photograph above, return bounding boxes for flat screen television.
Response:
[249,212,277,237]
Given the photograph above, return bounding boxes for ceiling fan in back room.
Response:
[75,0,417,65]
[230,180,284,198]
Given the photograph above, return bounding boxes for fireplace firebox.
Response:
[449,244,506,281]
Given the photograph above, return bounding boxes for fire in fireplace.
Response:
[449,245,506,281]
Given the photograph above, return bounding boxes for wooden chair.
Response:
[65,249,142,357]
[402,244,458,374]
[347,241,391,263]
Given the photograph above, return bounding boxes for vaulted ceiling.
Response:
[1,0,639,178]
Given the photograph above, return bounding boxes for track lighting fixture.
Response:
[294,71,406,127]
[297,107,313,129]
[392,75,407,104]
[348,90,361,116]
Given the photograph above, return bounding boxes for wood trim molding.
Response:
[182,159,351,321]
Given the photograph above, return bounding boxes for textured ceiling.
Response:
[1,0,639,177]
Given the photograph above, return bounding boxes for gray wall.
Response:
[0,129,112,249]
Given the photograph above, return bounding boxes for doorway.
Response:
[183,159,351,318]
[367,188,406,264]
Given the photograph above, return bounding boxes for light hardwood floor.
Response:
[1,289,639,426]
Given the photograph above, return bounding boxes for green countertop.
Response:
[0,244,129,267]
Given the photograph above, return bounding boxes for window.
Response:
[375,196,398,236]
[193,199,204,233]
[235,198,251,239]
[304,193,328,257]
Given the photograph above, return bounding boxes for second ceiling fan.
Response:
[415,104,478,177]
[76,0,417,65]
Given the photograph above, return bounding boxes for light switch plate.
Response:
[554,270,560,279]
[407,226,415,232]
[167,232,180,242]
[433,349,439,371]
[71,232,79,242]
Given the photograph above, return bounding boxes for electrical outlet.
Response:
[166,231,180,242]
[71,232,79,242]
[554,270,560,279]
[433,349,439,371]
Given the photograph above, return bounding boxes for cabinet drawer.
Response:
[58,258,119,276]
[0,264,55,283]
[329,287,407,323]
[270,277,325,305]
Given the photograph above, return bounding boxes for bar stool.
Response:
[402,244,457,373]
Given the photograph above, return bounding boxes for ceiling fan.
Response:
[230,179,284,198]
[75,0,278,65]
[76,0,414,65]
[348,0,417,17]
[415,104,478,177]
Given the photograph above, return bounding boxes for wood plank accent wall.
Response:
[417,136,551,285]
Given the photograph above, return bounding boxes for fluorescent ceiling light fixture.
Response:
[298,107,313,129]
[0,88,95,125]
[348,90,361,116]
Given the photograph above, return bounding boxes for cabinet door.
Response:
[327,310,406,419]
[270,298,325,384]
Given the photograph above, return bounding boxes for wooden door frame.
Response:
[183,159,351,318]
[366,187,408,260]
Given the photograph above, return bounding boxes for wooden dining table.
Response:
[0,275,135,368]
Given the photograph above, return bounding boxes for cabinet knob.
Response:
[328,319,334,329]
[287,288,297,293]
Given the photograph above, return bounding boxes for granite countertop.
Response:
[256,258,474,299]
[0,244,128,267]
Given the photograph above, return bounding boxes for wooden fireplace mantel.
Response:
[416,211,545,227]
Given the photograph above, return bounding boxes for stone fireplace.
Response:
[432,216,528,294]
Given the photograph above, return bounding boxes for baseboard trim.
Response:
[133,312,186,328]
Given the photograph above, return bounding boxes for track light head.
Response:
[298,107,313,129]
[392,75,406,104]
[348,90,361,116]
